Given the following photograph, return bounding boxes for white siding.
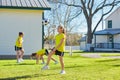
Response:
[105,8,120,29]
[114,34,120,43]
[80,42,86,50]
[0,9,43,55]
[96,35,108,43]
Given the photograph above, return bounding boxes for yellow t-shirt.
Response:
[36,49,46,55]
[15,36,23,47]
[55,33,66,52]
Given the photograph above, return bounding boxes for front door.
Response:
[108,35,114,48]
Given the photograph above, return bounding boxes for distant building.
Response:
[94,7,120,51]
[79,36,86,51]
[80,7,120,51]
[0,0,51,55]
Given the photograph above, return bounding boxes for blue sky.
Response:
[44,1,120,35]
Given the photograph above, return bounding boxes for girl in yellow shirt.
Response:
[15,32,24,63]
[42,25,66,74]
[31,49,58,64]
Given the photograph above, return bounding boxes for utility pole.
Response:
[102,8,104,30]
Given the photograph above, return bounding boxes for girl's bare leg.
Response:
[46,51,55,66]
[20,49,24,59]
[51,57,56,62]
[40,56,45,64]
[16,50,20,63]
[59,56,64,70]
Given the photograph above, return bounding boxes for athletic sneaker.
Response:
[54,61,58,64]
[17,59,21,63]
[41,62,45,65]
[60,70,66,74]
[41,65,49,70]
[20,58,24,62]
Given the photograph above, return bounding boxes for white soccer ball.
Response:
[42,18,50,25]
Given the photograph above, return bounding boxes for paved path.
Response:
[80,53,120,59]
[81,54,101,58]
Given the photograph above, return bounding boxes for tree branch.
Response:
[92,0,107,16]
[66,10,82,22]
[92,5,115,34]
[81,0,89,20]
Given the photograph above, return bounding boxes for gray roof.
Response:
[80,36,86,42]
[94,28,120,35]
[0,0,51,10]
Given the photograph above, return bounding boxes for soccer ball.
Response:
[42,18,49,25]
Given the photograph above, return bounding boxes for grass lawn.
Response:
[0,52,120,80]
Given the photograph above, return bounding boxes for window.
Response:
[108,20,112,28]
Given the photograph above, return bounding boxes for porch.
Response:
[93,28,120,52]
[94,43,120,52]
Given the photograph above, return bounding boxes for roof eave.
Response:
[0,6,51,10]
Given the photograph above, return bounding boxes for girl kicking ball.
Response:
[42,25,66,74]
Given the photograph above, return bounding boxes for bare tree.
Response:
[56,0,120,47]
[47,0,82,33]
[45,0,84,47]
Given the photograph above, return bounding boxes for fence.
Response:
[95,43,120,49]
[65,46,80,50]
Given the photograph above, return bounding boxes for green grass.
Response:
[1,53,120,80]
[100,53,120,57]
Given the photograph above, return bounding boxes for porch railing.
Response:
[95,43,120,49]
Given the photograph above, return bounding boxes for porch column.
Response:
[94,35,96,48]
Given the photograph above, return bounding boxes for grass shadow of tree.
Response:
[0,73,57,80]
[111,64,120,67]
[96,59,120,62]
[3,63,35,66]
[65,65,84,69]
[0,75,32,80]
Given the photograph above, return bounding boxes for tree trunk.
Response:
[87,17,92,44]
[86,17,93,51]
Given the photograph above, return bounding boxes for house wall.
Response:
[95,35,108,43]
[114,34,120,43]
[0,9,43,55]
[105,8,120,29]
[80,41,86,51]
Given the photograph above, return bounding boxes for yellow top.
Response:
[36,49,46,55]
[55,33,66,52]
[15,36,23,47]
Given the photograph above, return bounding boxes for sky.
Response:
[70,6,120,35]
[44,1,120,36]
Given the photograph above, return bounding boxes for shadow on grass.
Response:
[112,64,120,67]
[96,59,120,62]
[0,73,57,80]
[0,75,32,80]
[65,65,84,69]
[3,63,35,66]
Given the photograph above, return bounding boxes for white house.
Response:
[0,0,51,55]
[79,36,86,51]
[94,7,120,51]
[80,7,120,51]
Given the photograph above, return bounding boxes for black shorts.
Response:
[15,46,22,51]
[55,50,64,56]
